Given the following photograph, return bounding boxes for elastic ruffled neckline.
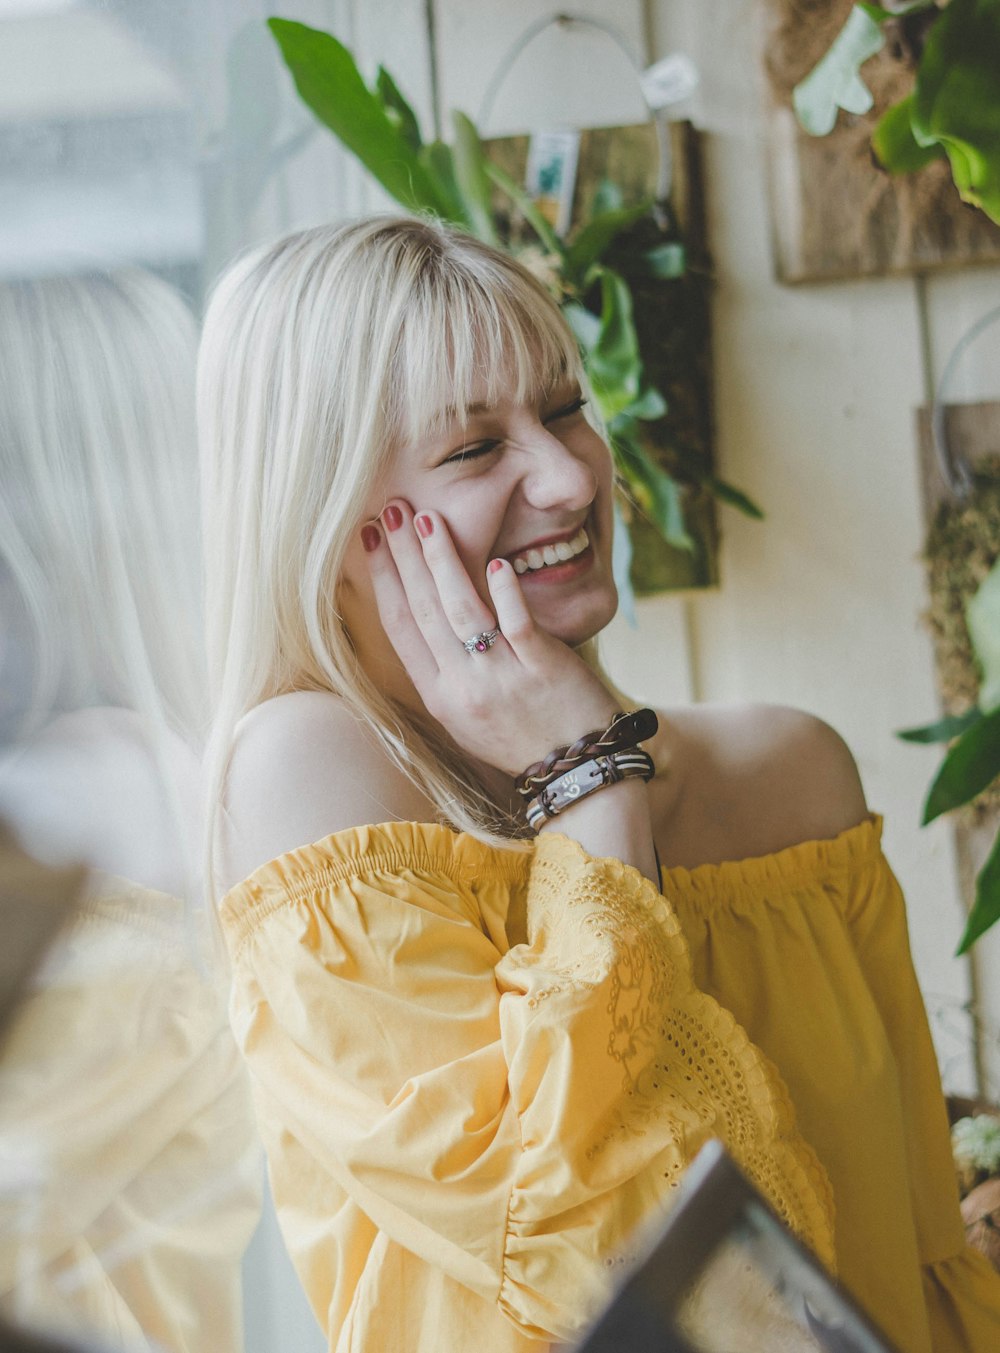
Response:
[221,815,885,943]
[223,816,883,908]
[661,814,883,909]
[221,820,532,917]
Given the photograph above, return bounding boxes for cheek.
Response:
[338,532,376,612]
[438,491,508,584]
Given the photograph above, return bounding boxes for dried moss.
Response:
[924,459,1000,820]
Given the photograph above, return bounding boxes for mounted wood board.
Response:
[917,401,1000,1078]
[484,121,721,593]
[764,0,1000,284]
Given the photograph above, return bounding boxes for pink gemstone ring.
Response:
[462,627,500,655]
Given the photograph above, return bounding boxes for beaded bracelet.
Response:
[515,708,659,803]
[525,747,655,831]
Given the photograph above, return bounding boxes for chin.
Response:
[531,584,618,649]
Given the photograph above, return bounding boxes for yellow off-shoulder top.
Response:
[220,815,1000,1353]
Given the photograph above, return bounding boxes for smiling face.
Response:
[339,367,618,679]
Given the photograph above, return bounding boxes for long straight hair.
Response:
[199,216,600,893]
[0,271,203,745]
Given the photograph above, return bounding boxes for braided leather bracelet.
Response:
[525,747,655,830]
[515,708,658,803]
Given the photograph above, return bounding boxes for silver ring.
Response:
[463,627,500,655]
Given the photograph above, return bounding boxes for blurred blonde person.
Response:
[0,272,260,1353]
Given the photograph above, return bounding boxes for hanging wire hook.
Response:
[931,301,1000,501]
[475,11,673,214]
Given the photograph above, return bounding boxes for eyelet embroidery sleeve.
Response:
[220,821,835,1350]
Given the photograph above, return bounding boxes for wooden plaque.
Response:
[764,0,1000,284]
[484,122,720,593]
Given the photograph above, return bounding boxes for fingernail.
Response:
[488,558,504,574]
[415,514,433,539]
[361,524,381,553]
[383,505,403,531]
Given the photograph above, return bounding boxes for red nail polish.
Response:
[415,514,433,539]
[488,558,504,574]
[383,505,403,531]
[361,524,380,553]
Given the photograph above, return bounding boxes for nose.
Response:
[518,424,600,513]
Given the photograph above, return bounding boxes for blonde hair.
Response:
[199,216,592,875]
[0,270,203,744]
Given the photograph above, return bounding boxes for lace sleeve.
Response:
[222,822,835,1346]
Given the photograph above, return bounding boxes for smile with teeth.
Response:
[511,528,589,575]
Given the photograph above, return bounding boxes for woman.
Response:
[0,271,259,1353]
[202,215,1000,1352]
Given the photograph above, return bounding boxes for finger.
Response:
[410,509,499,644]
[361,520,440,686]
[379,501,464,656]
[484,557,536,656]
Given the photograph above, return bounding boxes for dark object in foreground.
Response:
[574,1140,900,1353]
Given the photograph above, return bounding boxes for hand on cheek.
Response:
[360,501,619,776]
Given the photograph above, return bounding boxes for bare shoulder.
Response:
[653,702,869,865]
[220,690,437,891]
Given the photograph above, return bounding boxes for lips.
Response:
[510,527,589,576]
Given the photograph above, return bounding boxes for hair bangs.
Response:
[389,243,583,450]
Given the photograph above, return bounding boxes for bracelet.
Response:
[515,708,659,803]
[525,747,655,831]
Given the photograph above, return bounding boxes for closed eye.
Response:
[441,439,501,466]
[544,395,588,422]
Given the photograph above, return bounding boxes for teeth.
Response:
[511,528,589,575]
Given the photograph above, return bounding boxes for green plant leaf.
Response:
[639,242,687,279]
[957,827,1000,953]
[915,0,1000,213]
[562,301,601,354]
[614,428,694,552]
[267,19,451,218]
[898,709,984,744]
[592,179,624,214]
[702,474,765,520]
[872,94,947,173]
[792,5,886,136]
[482,159,564,256]
[450,111,498,245]
[417,141,468,223]
[911,0,1000,223]
[375,66,422,152]
[563,202,652,287]
[967,557,1000,712]
[625,386,668,421]
[585,268,642,422]
[922,703,1000,824]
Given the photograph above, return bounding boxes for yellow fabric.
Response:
[220,815,1000,1352]
[662,814,1000,1353]
[0,878,262,1353]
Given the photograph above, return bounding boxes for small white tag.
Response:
[640,54,699,111]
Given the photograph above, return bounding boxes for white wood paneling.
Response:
[640,0,995,1088]
[433,0,650,137]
